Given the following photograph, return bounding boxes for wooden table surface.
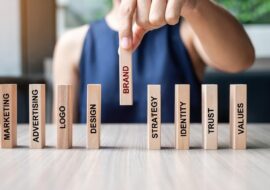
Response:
[0,124,270,190]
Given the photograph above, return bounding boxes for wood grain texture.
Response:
[87,84,101,149]
[230,84,247,149]
[147,85,161,150]
[0,84,17,148]
[119,48,133,105]
[0,124,270,190]
[175,84,190,149]
[29,84,46,148]
[56,85,73,149]
[202,85,218,149]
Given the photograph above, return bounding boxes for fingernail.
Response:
[121,37,131,49]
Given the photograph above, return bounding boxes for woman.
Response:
[53,0,255,123]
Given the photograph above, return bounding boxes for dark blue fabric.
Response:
[79,19,201,123]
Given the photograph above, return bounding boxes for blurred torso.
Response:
[78,19,201,123]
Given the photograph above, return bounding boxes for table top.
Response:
[0,124,269,190]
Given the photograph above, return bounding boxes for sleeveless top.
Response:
[79,19,201,123]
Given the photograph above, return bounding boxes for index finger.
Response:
[119,0,137,50]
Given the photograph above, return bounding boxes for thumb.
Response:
[132,23,148,51]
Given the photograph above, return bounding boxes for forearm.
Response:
[183,0,255,72]
[52,45,79,123]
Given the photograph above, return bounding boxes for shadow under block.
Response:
[119,48,133,106]
[202,85,218,150]
[175,85,190,150]
[87,84,101,149]
[147,85,161,150]
[230,85,247,149]
[56,85,73,149]
[29,84,46,149]
[0,84,17,148]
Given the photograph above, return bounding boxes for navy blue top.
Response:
[79,19,201,123]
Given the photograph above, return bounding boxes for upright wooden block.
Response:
[175,85,190,150]
[202,85,218,150]
[87,84,101,149]
[230,84,247,149]
[29,84,46,148]
[119,48,133,105]
[56,85,73,149]
[147,85,161,150]
[0,84,17,148]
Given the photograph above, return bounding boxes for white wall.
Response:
[245,25,270,58]
[0,0,21,76]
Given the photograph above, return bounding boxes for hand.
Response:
[119,0,198,51]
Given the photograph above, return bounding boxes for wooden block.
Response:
[119,48,133,106]
[0,84,17,148]
[147,85,161,150]
[175,84,190,150]
[29,84,46,148]
[230,84,247,149]
[87,84,101,149]
[202,85,218,150]
[56,85,73,149]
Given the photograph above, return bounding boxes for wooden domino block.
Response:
[175,84,190,150]
[119,48,133,106]
[0,84,17,148]
[29,84,46,148]
[202,85,218,150]
[56,85,73,149]
[147,85,161,150]
[230,84,247,149]
[87,84,101,149]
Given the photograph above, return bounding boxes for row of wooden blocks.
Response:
[0,84,246,150]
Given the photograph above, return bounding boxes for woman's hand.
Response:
[119,0,198,51]
[118,0,255,73]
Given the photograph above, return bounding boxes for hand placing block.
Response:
[202,85,218,150]
[56,85,73,149]
[147,85,161,150]
[230,84,247,149]
[119,48,133,106]
[29,84,46,149]
[175,85,190,150]
[0,84,17,148]
[87,84,101,149]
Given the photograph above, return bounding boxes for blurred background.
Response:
[0,0,269,123]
